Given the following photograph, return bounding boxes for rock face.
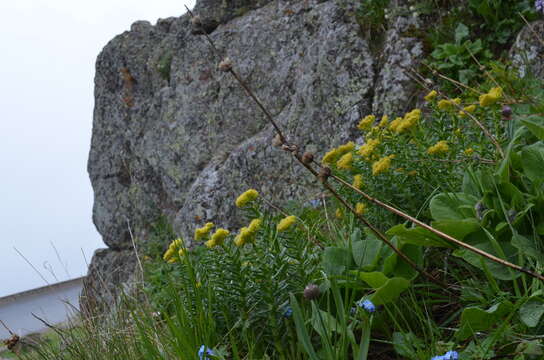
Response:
[510,20,544,79]
[83,0,424,312]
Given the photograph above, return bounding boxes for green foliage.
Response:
[156,52,173,82]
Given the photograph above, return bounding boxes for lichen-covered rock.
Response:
[84,0,426,311]
[80,249,138,315]
[510,20,544,79]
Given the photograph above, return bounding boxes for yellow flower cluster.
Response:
[336,152,353,170]
[234,218,262,247]
[378,115,389,127]
[427,140,449,155]
[205,228,230,248]
[194,222,214,241]
[389,109,421,133]
[335,208,343,218]
[358,115,375,131]
[424,90,438,102]
[437,98,461,110]
[322,142,355,164]
[163,238,186,264]
[372,154,394,176]
[479,87,503,107]
[458,104,476,117]
[358,138,380,159]
[277,215,297,232]
[352,174,363,189]
[235,189,259,207]
[355,202,366,215]
[464,148,474,156]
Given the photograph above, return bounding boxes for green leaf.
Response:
[370,277,410,305]
[431,218,480,241]
[392,332,424,359]
[521,142,544,185]
[311,308,340,338]
[521,115,544,140]
[519,297,544,328]
[352,233,383,270]
[453,241,521,280]
[290,294,320,360]
[511,231,544,263]
[358,271,389,288]
[456,301,514,340]
[455,23,469,43]
[386,224,450,247]
[430,192,478,221]
[322,247,352,276]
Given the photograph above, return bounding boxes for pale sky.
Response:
[0,0,195,297]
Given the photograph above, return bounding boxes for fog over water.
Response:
[0,0,194,297]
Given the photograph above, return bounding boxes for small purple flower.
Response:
[283,306,293,318]
[357,299,376,313]
[444,351,459,360]
[536,0,544,13]
[308,199,321,208]
[198,345,214,360]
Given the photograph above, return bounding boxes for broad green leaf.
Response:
[370,277,410,305]
[511,232,544,263]
[322,247,352,276]
[521,142,544,185]
[431,218,480,241]
[455,23,469,43]
[519,297,544,328]
[358,271,389,288]
[386,224,450,247]
[352,235,383,270]
[521,115,544,140]
[430,192,479,221]
[311,308,340,338]
[453,241,521,280]
[391,244,423,280]
[456,301,513,340]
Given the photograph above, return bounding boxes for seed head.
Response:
[303,283,320,300]
[302,152,314,164]
[272,134,283,147]
[318,166,331,183]
[502,105,512,120]
[191,15,202,27]
[218,57,233,72]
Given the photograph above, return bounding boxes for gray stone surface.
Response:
[510,20,544,79]
[83,0,425,311]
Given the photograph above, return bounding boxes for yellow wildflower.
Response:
[194,222,214,241]
[379,115,389,127]
[337,152,353,170]
[427,140,449,155]
[358,138,380,159]
[335,208,343,219]
[424,90,438,101]
[277,215,297,232]
[322,148,339,164]
[337,141,355,155]
[248,218,262,233]
[395,109,421,133]
[454,128,462,136]
[205,239,216,248]
[355,202,366,215]
[196,281,202,288]
[438,98,461,110]
[235,189,259,207]
[372,155,394,176]
[357,115,375,131]
[388,117,403,132]
[209,228,229,247]
[352,174,363,189]
[407,170,417,176]
[164,238,185,263]
[479,87,503,107]
[458,104,477,117]
[464,148,474,156]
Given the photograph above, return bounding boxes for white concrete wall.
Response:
[0,278,83,339]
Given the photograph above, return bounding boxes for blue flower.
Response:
[357,299,376,313]
[283,306,293,318]
[431,356,445,360]
[444,351,459,360]
[537,0,544,13]
[198,345,214,360]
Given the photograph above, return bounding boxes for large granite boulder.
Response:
[83,0,424,312]
[510,20,544,79]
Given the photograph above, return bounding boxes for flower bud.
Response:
[318,166,331,183]
[218,57,233,72]
[302,152,314,164]
[303,283,320,300]
[501,105,512,120]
